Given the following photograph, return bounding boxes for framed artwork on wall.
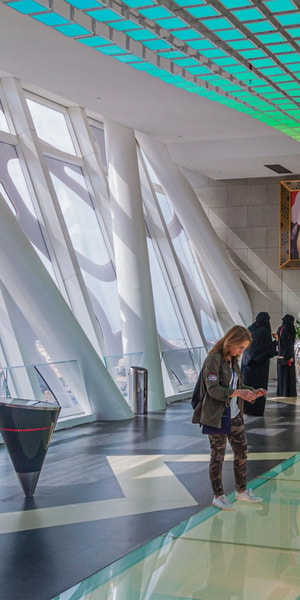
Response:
[280,180,300,269]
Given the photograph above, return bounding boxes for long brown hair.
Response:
[209,325,252,360]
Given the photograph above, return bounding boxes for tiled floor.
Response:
[0,380,299,600]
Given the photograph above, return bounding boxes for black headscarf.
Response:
[281,314,296,341]
[249,312,271,334]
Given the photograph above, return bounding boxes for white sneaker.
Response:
[212,494,234,511]
[235,488,263,503]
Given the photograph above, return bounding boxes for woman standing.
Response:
[192,325,265,510]
[241,312,277,416]
[276,314,297,397]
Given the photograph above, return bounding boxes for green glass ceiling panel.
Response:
[7,0,47,13]
[227,40,256,49]
[252,85,277,93]
[173,0,206,5]
[224,65,252,73]
[277,53,300,63]
[65,0,103,7]
[267,43,295,53]
[238,49,266,58]
[287,109,300,117]
[276,13,300,26]
[187,39,216,50]
[288,62,300,70]
[287,27,300,38]
[245,21,275,32]
[139,7,173,18]
[114,53,143,62]
[247,77,270,85]
[232,91,253,99]
[238,73,261,82]
[213,57,239,65]
[185,65,212,74]
[171,57,201,66]
[272,100,298,107]
[218,83,244,91]
[33,12,70,25]
[157,50,187,59]
[259,92,284,98]
[143,39,173,49]
[264,0,297,11]
[196,74,216,82]
[255,32,285,43]
[218,0,252,6]
[130,61,157,71]
[173,29,202,40]
[269,74,293,81]
[109,19,141,31]
[77,35,112,46]
[126,29,157,40]
[122,0,155,6]
[249,99,272,109]
[232,7,264,20]
[277,81,300,89]
[155,17,188,29]
[215,29,245,40]
[187,6,220,17]
[259,67,285,75]
[96,44,128,54]
[54,23,91,36]
[201,49,229,57]
[155,70,182,83]
[207,76,229,85]
[276,116,299,126]
[263,110,287,119]
[86,8,121,21]
[250,58,276,67]
[200,17,234,30]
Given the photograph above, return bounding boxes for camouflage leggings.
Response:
[208,412,248,497]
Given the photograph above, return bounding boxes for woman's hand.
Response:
[255,388,267,397]
[236,389,257,403]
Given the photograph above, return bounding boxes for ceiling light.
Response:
[264,164,293,173]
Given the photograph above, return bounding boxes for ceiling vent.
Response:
[264,164,293,174]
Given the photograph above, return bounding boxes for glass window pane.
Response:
[0,141,56,278]
[90,123,107,171]
[155,191,220,346]
[0,182,16,214]
[147,238,186,348]
[0,100,10,133]
[46,156,122,351]
[26,98,77,155]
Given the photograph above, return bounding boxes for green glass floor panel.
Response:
[179,478,300,551]
[53,540,300,599]
[52,453,300,600]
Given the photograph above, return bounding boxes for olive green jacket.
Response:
[192,351,247,429]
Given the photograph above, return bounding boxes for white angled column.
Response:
[137,133,252,327]
[104,119,165,412]
[0,193,133,421]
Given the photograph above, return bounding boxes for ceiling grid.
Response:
[4,0,300,141]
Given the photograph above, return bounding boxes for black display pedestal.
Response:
[0,398,61,497]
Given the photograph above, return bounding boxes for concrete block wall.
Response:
[185,169,300,342]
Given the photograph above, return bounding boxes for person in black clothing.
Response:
[276,314,297,397]
[241,312,277,416]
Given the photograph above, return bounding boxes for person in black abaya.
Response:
[276,314,297,397]
[241,312,277,416]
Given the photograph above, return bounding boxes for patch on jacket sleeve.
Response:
[207,372,218,382]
